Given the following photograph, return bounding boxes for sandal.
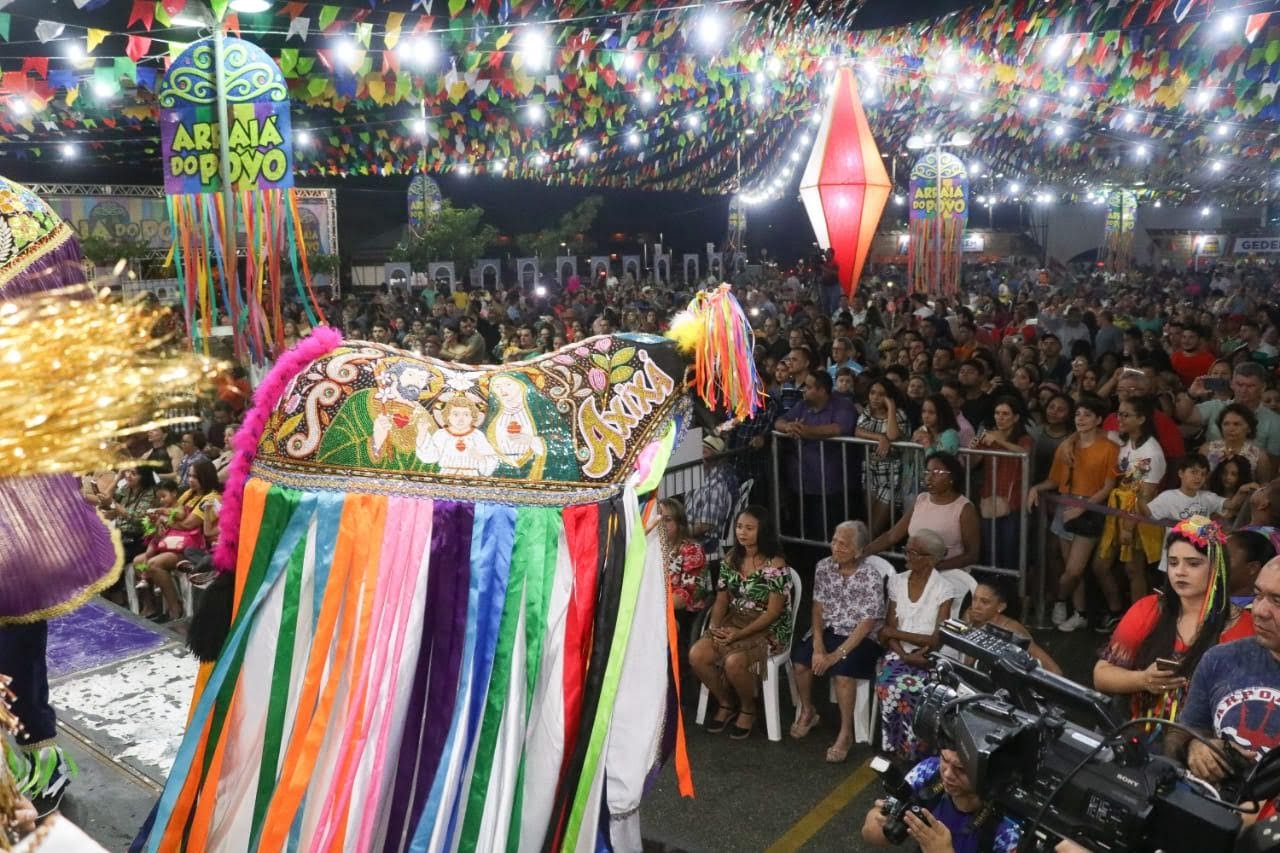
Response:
[705,707,736,734]
[729,710,756,740]
[790,710,820,740]
[825,738,853,763]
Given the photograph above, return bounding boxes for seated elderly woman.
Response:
[961,576,1063,675]
[689,506,794,741]
[875,529,956,763]
[789,520,890,763]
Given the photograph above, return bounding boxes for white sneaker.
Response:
[1057,611,1088,632]
[1051,602,1069,625]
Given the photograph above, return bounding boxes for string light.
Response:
[413,118,427,135]
[696,12,725,49]
[624,51,641,71]
[1214,123,1230,137]
[1195,89,1213,108]
[627,130,640,148]
[685,114,700,129]
[1052,124,1066,138]
[1210,160,1224,172]
[1066,83,1081,99]
[8,97,27,116]
[1009,181,1022,194]
[520,29,551,70]
[1046,35,1069,60]
[335,39,360,70]
[1026,95,1041,110]
[492,159,506,175]
[941,50,958,70]
[767,56,783,76]
[534,152,549,166]
[1123,111,1136,128]
[526,102,544,123]
[64,42,84,62]
[751,92,765,107]
[638,88,655,107]
[92,80,114,98]
[398,37,438,69]
[893,194,905,205]
[577,142,591,158]
[1216,13,1239,35]
[457,163,471,176]
[1154,199,1163,208]
[1134,143,1149,158]
[1201,205,1212,216]
[61,143,76,159]
[296,129,312,146]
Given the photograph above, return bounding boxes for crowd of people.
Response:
[91,255,1280,850]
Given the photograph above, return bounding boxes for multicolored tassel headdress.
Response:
[666,283,765,421]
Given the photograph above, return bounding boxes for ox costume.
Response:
[140,286,763,851]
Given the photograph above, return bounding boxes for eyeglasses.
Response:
[904,547,932,558]
[924,469,951,478]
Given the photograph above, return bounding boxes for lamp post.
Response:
[906,132,971,294]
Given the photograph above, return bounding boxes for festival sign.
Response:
[1235,237,1280,253]
[907,150,969,295]
[42,189,338,257]
[1102,189,1138,272]
[157,34,323,364]
[159,37,294,195]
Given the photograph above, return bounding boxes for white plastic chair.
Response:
[123,561,193,620]
[695,567,802,742]
[939,569,977,624]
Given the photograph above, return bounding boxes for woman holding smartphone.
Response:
[1093,517,1251,724]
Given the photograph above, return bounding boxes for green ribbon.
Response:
[561,493,647,849]
[503,508,561,852]
[249,529,307,843]
[458,508,538,848]
[186,485,299,846]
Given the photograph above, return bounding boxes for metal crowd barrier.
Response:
[769,433,1035,610]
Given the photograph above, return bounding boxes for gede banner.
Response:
[158,37,294,195]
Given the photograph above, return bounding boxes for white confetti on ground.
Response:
[51,647,199,776]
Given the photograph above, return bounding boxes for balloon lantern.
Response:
[799,65,891,297]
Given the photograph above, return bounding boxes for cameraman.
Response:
[861,749,1023,853]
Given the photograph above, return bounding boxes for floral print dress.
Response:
[714,562,794,673]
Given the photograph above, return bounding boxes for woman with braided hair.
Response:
[1093,516,1254,725]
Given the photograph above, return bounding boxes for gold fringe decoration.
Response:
[0,285,224,479]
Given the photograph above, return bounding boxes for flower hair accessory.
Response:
[1171,515,1227,549]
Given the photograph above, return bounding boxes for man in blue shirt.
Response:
[827,336,864,378]
[1177,555,1280,782]
[776,370,856,542]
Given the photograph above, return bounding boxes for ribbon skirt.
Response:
[141,476,669,853]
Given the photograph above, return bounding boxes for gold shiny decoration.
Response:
[0,285,223,478]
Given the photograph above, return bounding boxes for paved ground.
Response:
[43,594,1099,852]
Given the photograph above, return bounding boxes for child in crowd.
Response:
[1141,454,1254,523]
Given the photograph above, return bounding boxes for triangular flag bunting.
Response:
[35,20,65,43]
[1245,13,1271,43]
[286,16,309,41]
[128,0,154,30]
[126,34,152,62]
[87,28,108,51]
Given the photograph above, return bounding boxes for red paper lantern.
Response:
[799,66,891,296]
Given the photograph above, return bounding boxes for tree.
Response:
[390,201,498,273]
[515,196,604,270]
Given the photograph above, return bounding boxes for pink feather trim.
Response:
[212,326,344,572]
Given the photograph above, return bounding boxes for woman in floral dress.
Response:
[651,497,710,612]
[689,506,793,740]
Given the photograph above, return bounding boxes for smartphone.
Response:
[1203,377,1230,393]
[1155,657,1179,672]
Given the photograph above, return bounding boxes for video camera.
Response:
[899,619,1252,852]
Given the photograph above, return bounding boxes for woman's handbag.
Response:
[155,526,205,554]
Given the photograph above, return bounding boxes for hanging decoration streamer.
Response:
[407,173,443,236]
[1103,188,1138,273]
[158,34,324,363]
[907,150,969,296]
